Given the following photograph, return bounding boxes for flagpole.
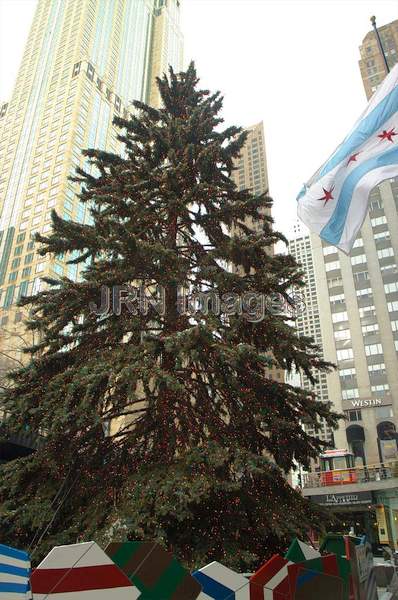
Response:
[370,15,390,75]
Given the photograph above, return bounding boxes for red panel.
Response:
[31,564,131,593]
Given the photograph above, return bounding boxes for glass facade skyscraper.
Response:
[0,0,183,340]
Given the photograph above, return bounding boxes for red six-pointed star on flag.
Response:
[317,186,335,206]
[347,151,361,165]
[378,127,397,142]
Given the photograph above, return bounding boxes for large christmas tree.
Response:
[0,64,339,570]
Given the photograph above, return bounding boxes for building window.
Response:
[368,363,386,375]
[35,262,45,273]
[86,63,95,81]
[340,367,356,379]
[353,271,369,282]
[384,282,398,294]
[72,61,81,77]
[344,409,362,422]
[374,230,390,242]
[351,254,367,265]
[375,406,393,419]
[330,293,345,304]
[356,288,372,298]
[328,277,343,288]
[371,384,390,395]
[332,311,348,323]
[388,301,398,313]
[361,323,379,335]
[18,280,29,300]
[323,245,337,256]
[342,388,359,399]
[370,198,383,211]
[334,329,351,341]
[365,343,383,356]
[371,216,387,226]
[325,260,340,271]
[337,348,354,361]
[3,285,15,308]
[378,247,394,259]
[359,305,376,318]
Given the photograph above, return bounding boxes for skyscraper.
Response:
[306,19,398,466]
[0,0,183,348]
[230,122,269,203]
[359,19,398,100]
[230,121,284,384]
[288,221,333,444]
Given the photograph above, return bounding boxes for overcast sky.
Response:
[0,0,397,237]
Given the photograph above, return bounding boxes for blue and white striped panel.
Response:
[0,543,31,599]
[193,561,250,600]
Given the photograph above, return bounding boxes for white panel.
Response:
[35,542,114,569]
[36,542,93,569]
[199,561,248,591]
[0,554,29,569]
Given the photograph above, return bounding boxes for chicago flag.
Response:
[297,63,398,253]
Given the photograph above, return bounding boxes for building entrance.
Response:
[328,507,380,553]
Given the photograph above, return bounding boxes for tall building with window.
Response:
[307,20,398,466]
[0,0,183,351]
[231,122,269,202]
[288,221,333,444]
[359,19,398,100]
[290,18,398,551]
[230,121,284,384]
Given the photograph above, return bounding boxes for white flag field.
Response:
[297,63,398,254]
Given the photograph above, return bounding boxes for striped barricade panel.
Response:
[0,543,31,600]
[105,541,202,599]
[31,541,138,599]
[284,539,320,564]
[192,561,250,599]
[250,554,293,600]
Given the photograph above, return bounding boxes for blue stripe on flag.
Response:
[192,571,234,599]
[314,84,398,183]
[0,563,30,578]
[321,145,398,244]
[0,545,28,562]
[0,581,29,593]
[296,185,307,201]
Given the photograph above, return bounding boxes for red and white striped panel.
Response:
[250,554,293,600]
[31,541,139,599]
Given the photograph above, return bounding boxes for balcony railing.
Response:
[302,461,398,489]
